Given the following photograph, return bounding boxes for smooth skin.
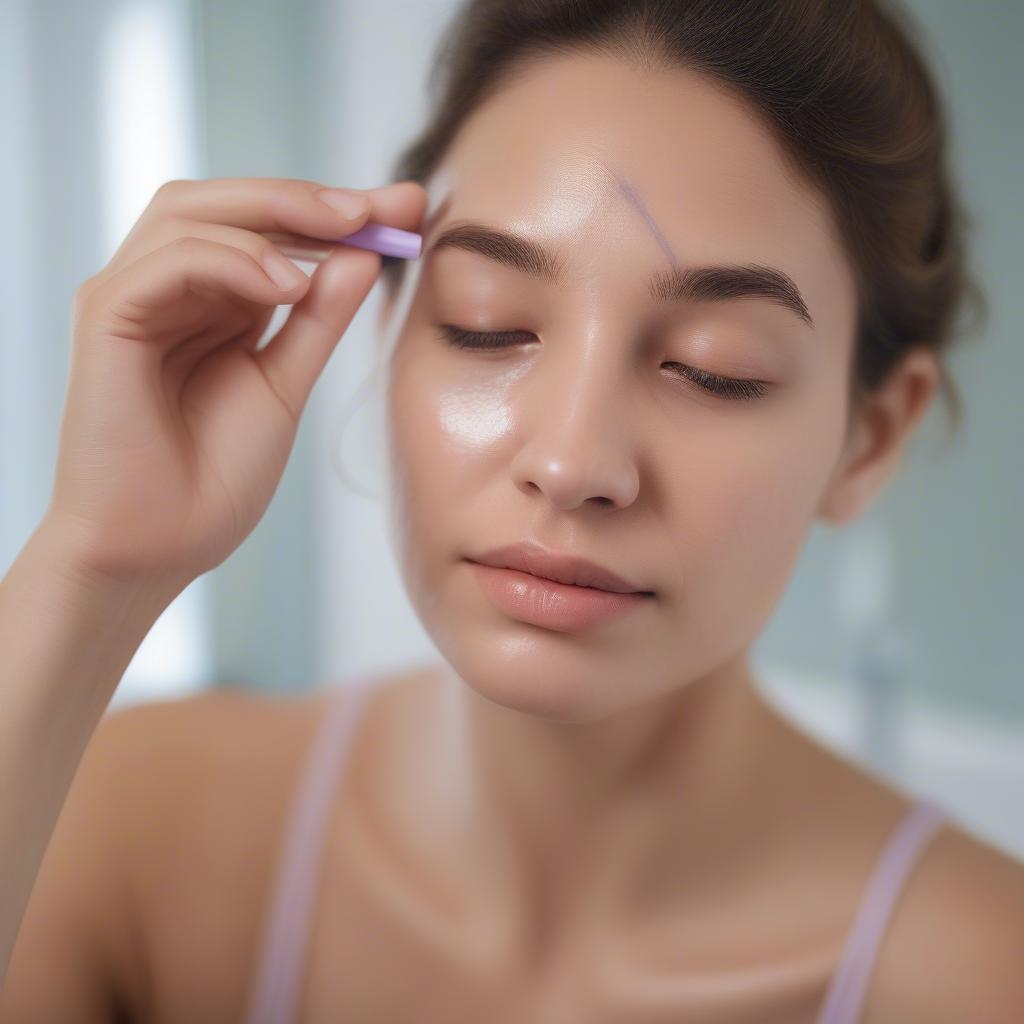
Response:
[4,53,1024,1024]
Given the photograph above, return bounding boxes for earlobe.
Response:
[818,416,872,527]
[817,347,941,527]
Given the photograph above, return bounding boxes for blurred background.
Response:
[1,0,1021,858]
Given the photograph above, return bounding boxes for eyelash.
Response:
[436,325,771,402]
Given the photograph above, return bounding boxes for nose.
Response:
[507,353,641,512]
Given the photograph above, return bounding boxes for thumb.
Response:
[254,243,381,423]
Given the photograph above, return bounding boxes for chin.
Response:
[429,642,635,724]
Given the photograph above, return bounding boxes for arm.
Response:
[0,702,150,1022]
[0,516,179,995]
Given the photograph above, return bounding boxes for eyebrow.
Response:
[426,221,815,329]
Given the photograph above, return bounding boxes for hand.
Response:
[45,176,427,588]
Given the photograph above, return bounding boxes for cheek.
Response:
[386,345,522,553]
[674,394,847,632]
[689,353,849,550]
[433,376,517,455]
[389,338,527,473]
[652,440,808,656]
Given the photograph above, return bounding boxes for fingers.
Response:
[253,242,380,425]
[351,180,429,233]
[102,217,319,289]
[83,235,311,345]
[99,178,428,283]
[145,176,428,241]
[245,183,428,419]
[98,181,367,281]
[75,177,431,428]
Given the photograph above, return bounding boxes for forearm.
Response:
[0,518,177,989]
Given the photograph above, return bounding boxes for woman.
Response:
[3,0,1022,1021]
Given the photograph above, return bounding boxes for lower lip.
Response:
[467,561,652,633]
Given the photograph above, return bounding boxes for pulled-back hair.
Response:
[381,0,987,436]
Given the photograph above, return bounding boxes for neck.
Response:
[385,654,793,963]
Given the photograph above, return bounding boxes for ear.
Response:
[817,347,942,526]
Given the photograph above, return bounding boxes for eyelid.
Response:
[436,325,772,401]
[440,325,536,346]
[668,362,771,400]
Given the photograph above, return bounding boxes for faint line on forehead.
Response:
[606,169,678,268]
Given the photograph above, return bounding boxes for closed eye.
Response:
[435,325,772,402]
[661,362,770,400]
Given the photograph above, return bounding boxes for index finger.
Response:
[264,181,430,262]
[148,177,427,241]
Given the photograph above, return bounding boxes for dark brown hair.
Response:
[381,0,987,438]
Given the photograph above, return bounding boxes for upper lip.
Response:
[468,541,652,595]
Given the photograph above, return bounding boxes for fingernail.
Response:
[316,188,370,219]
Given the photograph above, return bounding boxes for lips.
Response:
[467,541,652,595]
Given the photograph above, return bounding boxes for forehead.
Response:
[426,52,855,330]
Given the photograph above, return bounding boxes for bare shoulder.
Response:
[103,685,334,1015]
[2,685,322,1021]
[97,683,329,866]
[103,671,411,824]
[92,684,326,874]
[101,680,322,742]
[764,698,1024,1019]
[98,683,324,768]
[864,816,1024,1022]
[91,686,322,836]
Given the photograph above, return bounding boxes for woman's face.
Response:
[381,52,859,718]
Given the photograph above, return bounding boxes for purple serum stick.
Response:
[264,222,422,264]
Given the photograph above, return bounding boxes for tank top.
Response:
[242,678,949,1024]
